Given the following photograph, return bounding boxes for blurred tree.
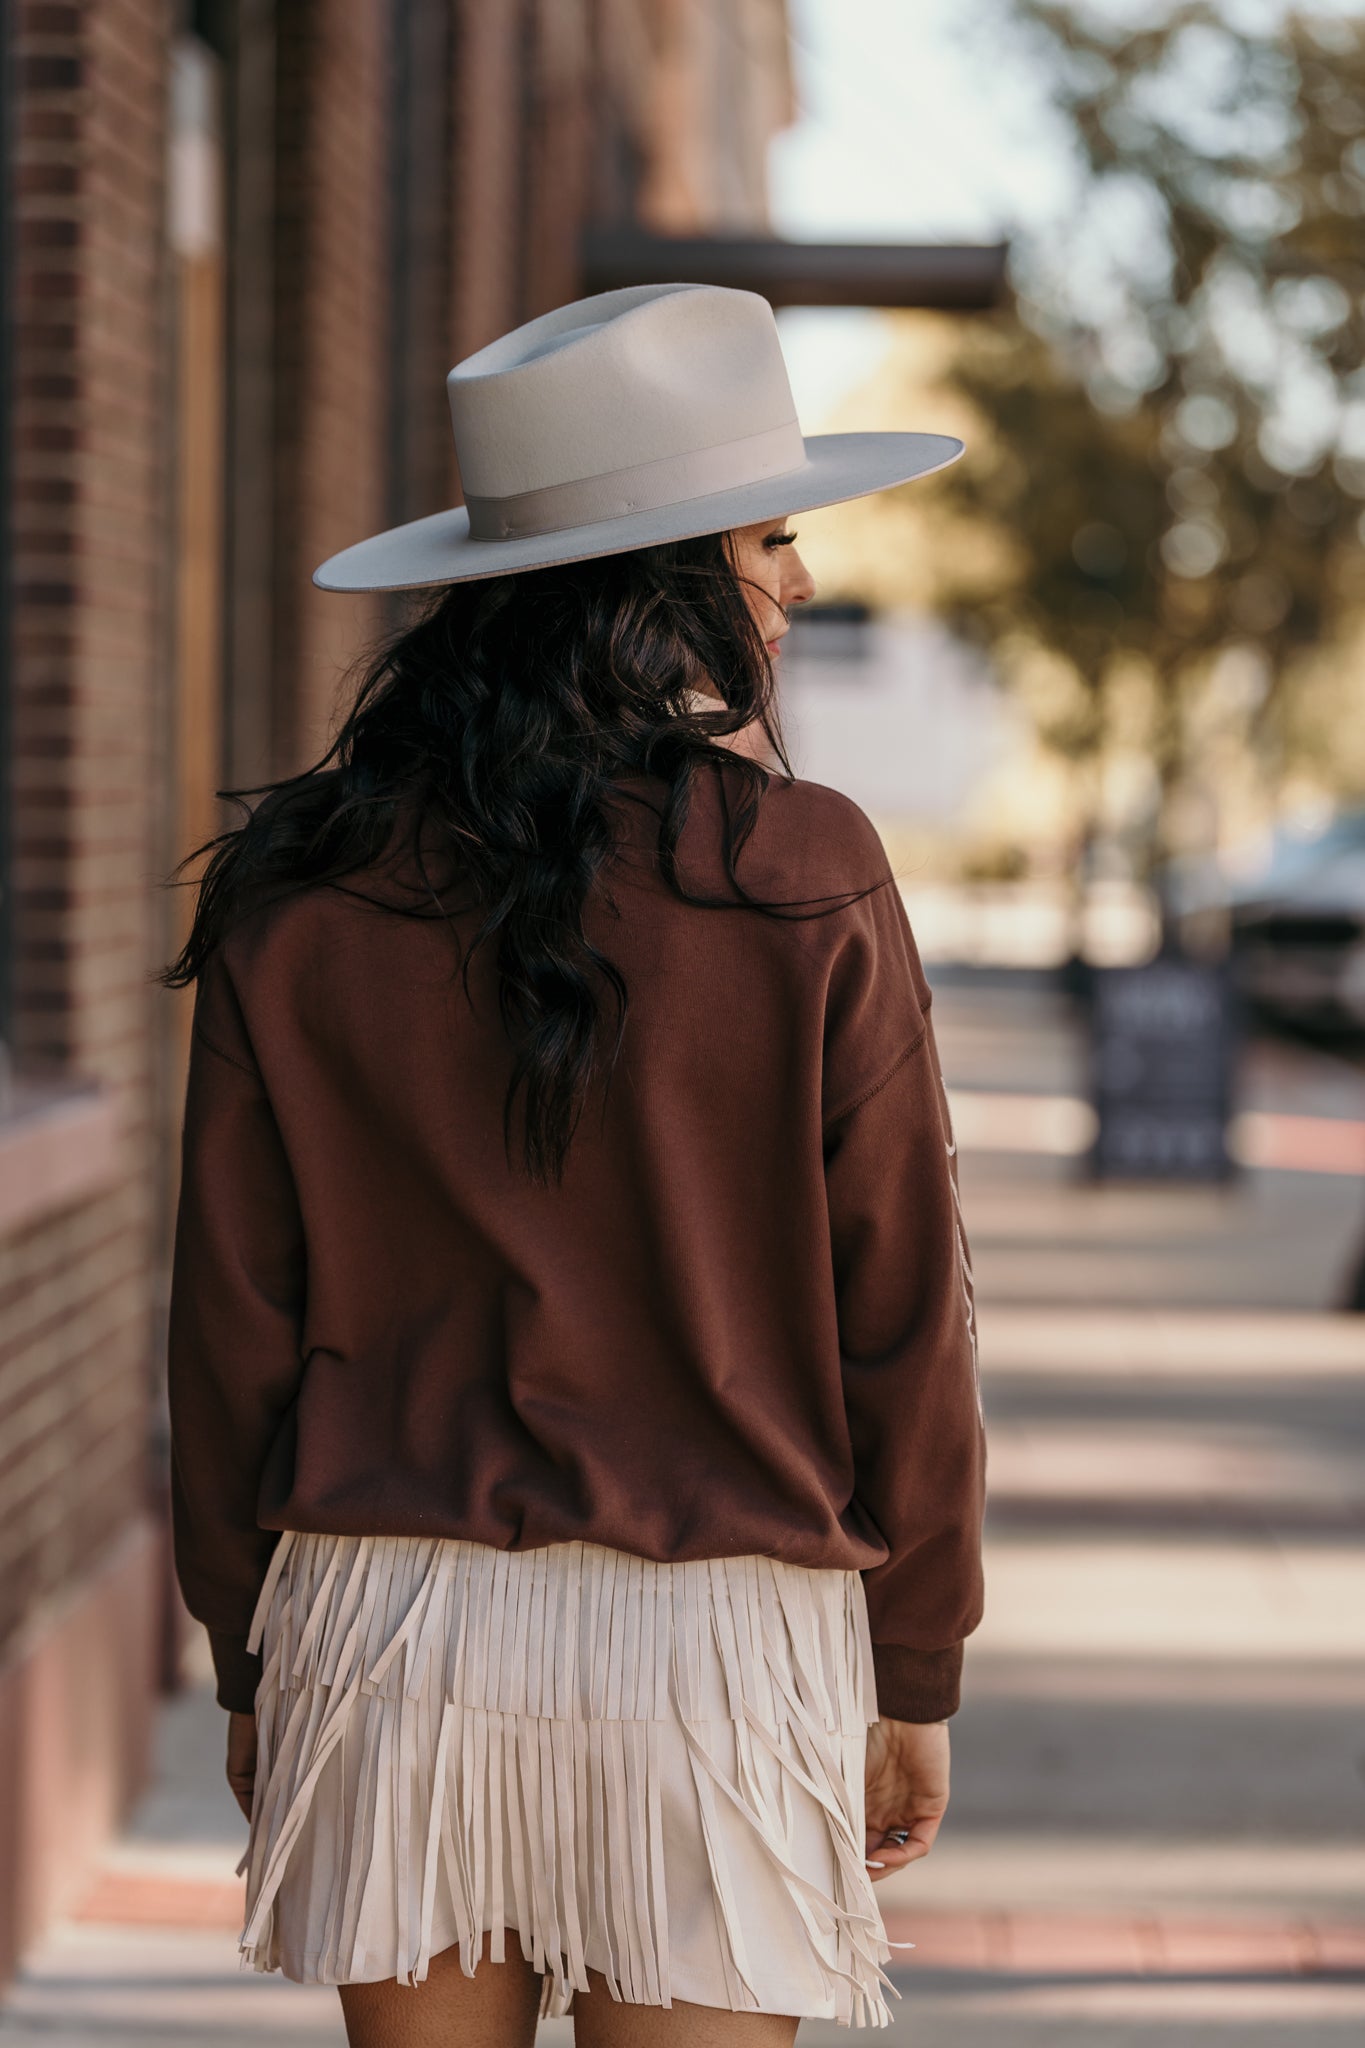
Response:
[920,3,1365,888]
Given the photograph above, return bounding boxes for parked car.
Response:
[1177,813,1365,1038]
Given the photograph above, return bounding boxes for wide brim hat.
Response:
[313,282,964,592]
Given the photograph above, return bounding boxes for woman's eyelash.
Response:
[766,531,798,548]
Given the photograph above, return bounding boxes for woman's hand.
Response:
[226,1709,258,1821]
[864,1716,950,1881]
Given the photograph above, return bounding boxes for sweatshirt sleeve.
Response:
[822,865,986,1724]
[166,945,308,1713]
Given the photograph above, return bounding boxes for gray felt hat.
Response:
[312,282,964,591]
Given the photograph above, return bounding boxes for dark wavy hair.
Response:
[159,529,813,1181]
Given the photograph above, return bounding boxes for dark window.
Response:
[784,601,873,663]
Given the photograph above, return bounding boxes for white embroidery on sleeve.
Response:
[936,1059,983,1426]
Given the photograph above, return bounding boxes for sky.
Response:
[767,0,1071,423]
[770,0,1071,244]
[767,0,1365,425]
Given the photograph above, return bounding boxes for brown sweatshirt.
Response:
[167,765,986,1722]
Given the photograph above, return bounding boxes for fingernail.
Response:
[865,1859,885,1868]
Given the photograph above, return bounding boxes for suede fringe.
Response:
[237,1532,901,2026]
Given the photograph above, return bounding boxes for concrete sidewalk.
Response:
[6,1516,1360,2048]
[4,984,1363,2044]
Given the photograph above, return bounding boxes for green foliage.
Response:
[928,2,1365,837]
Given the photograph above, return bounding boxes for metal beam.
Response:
[581,230,1009,311]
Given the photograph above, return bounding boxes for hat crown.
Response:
[447,284,804,512]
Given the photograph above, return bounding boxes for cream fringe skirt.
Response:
[237,1531,903,2027]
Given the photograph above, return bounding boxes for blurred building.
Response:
[779,607,1017,825]
[0,0,793,1982]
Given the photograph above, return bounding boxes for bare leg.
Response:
[338,1931,543,2048]
[573,1967,799,2048]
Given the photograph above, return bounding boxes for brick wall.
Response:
[0,0,796,1984]
[0,0,171,1979]
[2,0,800,1648]
[449,0,528,362]
[595,0,793,236]
[271,0,797,762]
[4,0,168,1640]
[271,0,391,772]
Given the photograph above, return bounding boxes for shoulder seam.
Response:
[192,1019,261,1081]
[824,1024,929,1128]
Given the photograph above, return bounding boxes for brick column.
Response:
[271,0,390,772]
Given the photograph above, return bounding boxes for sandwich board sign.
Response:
[1088,957,1235,1181]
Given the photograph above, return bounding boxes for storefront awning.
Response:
[580,230,1009,310]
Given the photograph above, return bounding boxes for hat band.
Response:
[463,420,809,541]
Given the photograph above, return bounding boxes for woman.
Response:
[163,281,986,2046]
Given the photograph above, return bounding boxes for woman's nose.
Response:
[785,558,817,608]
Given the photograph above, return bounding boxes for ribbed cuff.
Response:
[871,1641,963,1722]
[208,1628,263,1714]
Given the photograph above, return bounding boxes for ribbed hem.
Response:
[209,1627,264,1713]
[870,1641,963,1722]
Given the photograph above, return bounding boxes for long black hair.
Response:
[160,529,809,1181]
